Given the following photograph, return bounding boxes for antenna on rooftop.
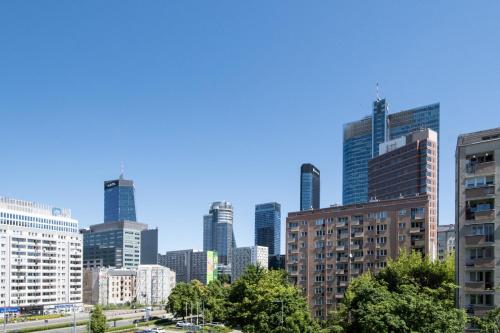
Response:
[120,161,125,180]
[376,82,380,101]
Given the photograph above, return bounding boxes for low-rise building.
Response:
[232,246,268,281]
[136,265,175,306]
[82,268,136,306]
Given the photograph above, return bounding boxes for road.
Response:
[5,309,166,332]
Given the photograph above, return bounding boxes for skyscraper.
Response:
[104,175,137,223]
[343,99,440,205]
[456,127,500,321]
[141,228,159,264]
[300,163,320,211]
[255,202,281,256]
[203,201,235,268]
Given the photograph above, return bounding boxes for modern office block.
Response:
[104,176,137,223]
[232,246,268,282]
[286,195,433,319]
[0,197,83,315]
[136,265,176,306]
[203,201,235,270]
[300,164,320,211]
[268,254,286,270]
[160,249,218,285]
[82,268,137,306]
[456,127,500,322]
[343,99,440,205]
[255,202,281,256]
[141,228,158,264]
[437,224,455,261]
[82,221,148,269]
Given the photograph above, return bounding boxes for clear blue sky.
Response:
[1,1,499,253]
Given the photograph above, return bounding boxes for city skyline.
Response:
[1,2,500,254]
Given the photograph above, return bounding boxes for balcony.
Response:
[336,269,346,275]
[334,293,344,299]
[351,220,362,226]
[411,240,425,247]
[350,244,360,250]
[465,186,496,200]
[410,227,425,234]
[336,221,346,228]
[351,268,360,275]
[338,233,349,240]
[353,232,364,238]
[336,245,345,251]
[465,281,494,291]
[464,235,493,246]
[354,256,364,262]
[338,281,348,287]
[466,161,495,175]
[338,257,348,263]
[465,258,495,269]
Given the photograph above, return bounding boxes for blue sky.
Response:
[1,1,499,253]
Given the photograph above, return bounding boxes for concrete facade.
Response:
[456,127,500,322]
[437,224,455,261]
[82,268,136,306]
[136,265,175,306]
[232,246,269,282]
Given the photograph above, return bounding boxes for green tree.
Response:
[469,307,500,332]
[90,305,107,333]
[328,251,466,333]
[203,279,229,323]
[228,265,322,333]
[167,280,206,319]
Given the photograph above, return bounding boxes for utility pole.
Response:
[202,301,205,327]
[196,302,199,326]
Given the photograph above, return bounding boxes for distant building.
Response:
[343,99,440,205]
[159,249,218,285]
[437,224,455,261]
[141,228,158,264]
[136,265,176,306]
[82,221,148,269]
[300,164,320,211]
[255,202,281,256]
[232,246,268,282]
[83,268,136,306]
[268,254,286,270]
[203,201,235,275]
[104,175,137,223]
[0,197,82,315]
[456,127,500,322]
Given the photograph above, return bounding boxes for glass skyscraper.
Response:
[343,98,440,205]
[255,202,281,256]
[203,201,235,266]
[104,176,137,223]
[300,163,320,211]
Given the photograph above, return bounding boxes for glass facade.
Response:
[300,164,320,211]
[343,100,440,205]
[255,202,281,256]
[203,201,235,266]
[104,178,137,223]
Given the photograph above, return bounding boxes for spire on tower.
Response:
[120,161,124,180]
[376,82,380,101]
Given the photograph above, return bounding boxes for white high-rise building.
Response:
[0,197,83,315]
[232,246,268,282]
[136,265,175,306]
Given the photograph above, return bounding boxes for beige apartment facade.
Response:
[286,195,433,319]
[82,268,137,306]
[456,127,500,323]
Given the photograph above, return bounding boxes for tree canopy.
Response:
[327,251,466,333]
[90,305,107,333]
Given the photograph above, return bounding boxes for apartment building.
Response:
[0,197,83,315]
[136,265,176,306]
[456,127,500,322]
[286,195,432,319]
[82,268,136,306]
[232,246,269,282]
[437,224,455,261]
[159,249,218,285]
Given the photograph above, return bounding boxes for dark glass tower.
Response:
[104,175,137,223]
[255,202,281,256]
[300,164,320,211]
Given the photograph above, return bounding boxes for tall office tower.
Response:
[255,202,281,256]
[0,197,83,315]
[343,99,440,205]
[104,175,137,223]
[456,127,500,321]
[82,221,148,269]
[203,201,235,268]
[232,246,269,282]
[141,228,158,264]
[286,195,433,319]
[300,164,320,211]
[437,224,455,261]
[159,249,218,285]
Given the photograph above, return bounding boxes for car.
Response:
[176,321,189,328]
[149,328,166,333]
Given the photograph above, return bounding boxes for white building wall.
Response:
[136,265,175,306]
